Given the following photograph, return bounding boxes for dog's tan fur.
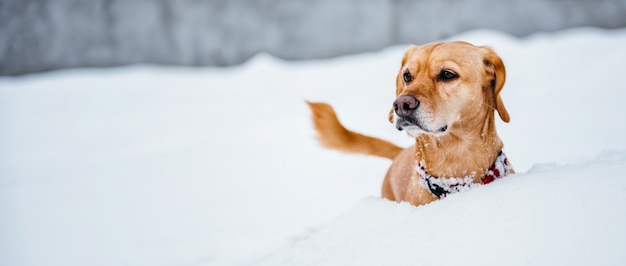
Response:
[307,41,513,206]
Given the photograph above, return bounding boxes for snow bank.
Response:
[253,151,626,266]
[1,28,626,266]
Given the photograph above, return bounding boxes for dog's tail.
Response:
[306,101,403,160]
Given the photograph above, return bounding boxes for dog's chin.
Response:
[395,117,449,138]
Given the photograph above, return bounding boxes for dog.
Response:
[307,41,514,207]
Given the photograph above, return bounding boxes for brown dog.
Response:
[307,41,514,206]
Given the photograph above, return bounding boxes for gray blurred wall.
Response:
[1,0,626,76]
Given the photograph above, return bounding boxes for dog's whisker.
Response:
[480,101,495,109]
[480,101,496,111]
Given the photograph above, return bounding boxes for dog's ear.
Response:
[396,45,418,95]
[395,66,404,98]
[390,65,403,124]
[400,45,418,67]
[390,45,419,124]
[482,46,510,122]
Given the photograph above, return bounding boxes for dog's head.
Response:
[389,42,510,137]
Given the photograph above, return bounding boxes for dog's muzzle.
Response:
[393,95,419,131]
[393,95,419,117]
[393,94,448,133]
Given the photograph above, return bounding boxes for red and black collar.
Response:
[417,151,512,198]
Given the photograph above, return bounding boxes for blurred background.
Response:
[2,0,626,76]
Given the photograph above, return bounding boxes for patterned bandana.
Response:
[417,151,512,198]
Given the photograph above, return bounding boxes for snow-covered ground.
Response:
[1,28,626,266]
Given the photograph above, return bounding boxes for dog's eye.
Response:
[403,72,412,83]
[438,70,458,81]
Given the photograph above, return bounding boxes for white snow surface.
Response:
[2,28,626,266]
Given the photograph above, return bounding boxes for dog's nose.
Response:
[393,95,419,117]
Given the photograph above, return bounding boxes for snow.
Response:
[2,28,626,266]
[255,151,626,266]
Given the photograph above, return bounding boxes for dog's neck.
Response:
[414,113,503,182]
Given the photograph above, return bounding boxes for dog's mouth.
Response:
[395,116,448,135]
